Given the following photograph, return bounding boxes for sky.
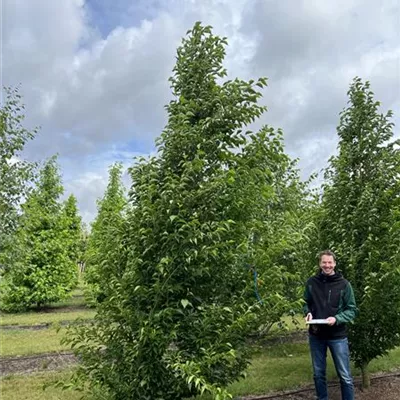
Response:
[2,0,400,224]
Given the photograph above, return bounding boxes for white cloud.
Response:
[2,0,399,222]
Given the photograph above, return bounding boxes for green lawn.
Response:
[0,314,302,358]
[0,327,70,356]
[0,370,83,400]
[193,343,400,399]
[0,308,95,327]
[46,294,87,309]
[0,284,94,327]
[0,293,95,358]
[269,314,305,333]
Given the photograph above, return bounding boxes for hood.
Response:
[316,271,343,282]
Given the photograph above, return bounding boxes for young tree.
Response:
[252,160,319,335]
[83,163,126,304]
[0,157,78,311]
[66,23,301,399]
[0,87,37,263]
[63,194,82,268]
[319,77,400,388]
[77,221,89,274]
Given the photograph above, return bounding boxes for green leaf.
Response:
[181,299,191,309]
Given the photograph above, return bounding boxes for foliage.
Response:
[0,157,78,311]
[250,161,319,335]
[65,23,302,400]
[77,222,90,273]
[319,77,400,387]
[83,163,126,305]
[0,87,37,265]
[63,194,83,267]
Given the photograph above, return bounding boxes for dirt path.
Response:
[34,304,89,313]
[0,352,77,376]
[0,319,91,330]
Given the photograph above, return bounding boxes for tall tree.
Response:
[320,77,400,388]
[83,162,126,304]
[0,87,37,263]
[66,23,301,400]
[0,157,78,311]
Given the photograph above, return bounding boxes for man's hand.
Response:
[326,317,336,326]
[305,313,313,322]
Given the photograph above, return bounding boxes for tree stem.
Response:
[361,361,370,390]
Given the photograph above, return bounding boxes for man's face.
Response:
[320,255,336,275]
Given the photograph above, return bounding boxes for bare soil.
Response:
[0,352,77,376]
[0,319,90,330]
[34,304,89,313]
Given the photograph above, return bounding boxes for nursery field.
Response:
[2,10,400,400]
[2,291,400,400]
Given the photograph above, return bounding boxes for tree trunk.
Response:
[361,361,370,390]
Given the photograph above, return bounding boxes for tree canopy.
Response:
[65,22,302,400]
[0,87,37,261]
[320,77,400,388]
[84,162,126,305]
[0,157,78,311]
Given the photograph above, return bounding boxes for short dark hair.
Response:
[318,250,336,262]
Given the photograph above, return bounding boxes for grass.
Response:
[270,314,305,332]
[48,294,87,309]
[0,286,93,357]
[0,312,300,358]
[368,346,400,374]
[229,343,315,396]
[229,344,400,398]
[191,343,319,399]
[2,343,400,400]
[0,370,83,400]
[0,327,70,357]
[0,308,96,326]
[193,342,400,399]
[70,287,84,297]
[0,283,94,326]
[1,306,399,399]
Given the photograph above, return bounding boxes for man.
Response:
[303,250,357,400]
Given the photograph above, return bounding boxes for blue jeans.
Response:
[309,335,354,400]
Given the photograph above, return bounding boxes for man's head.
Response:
[318,250,336,276]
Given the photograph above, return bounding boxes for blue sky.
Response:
[2,0,400,223]
[85,0,163,37]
